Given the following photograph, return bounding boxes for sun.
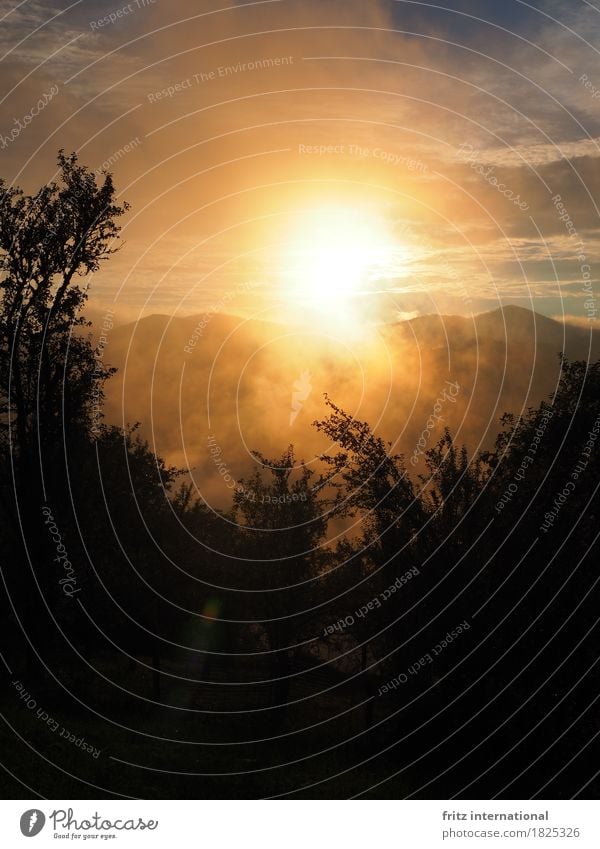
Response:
[280,206,400,318]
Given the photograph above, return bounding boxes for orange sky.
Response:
[1,0,599,329]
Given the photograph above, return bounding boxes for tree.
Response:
[482,357,600,553]
[314,395,425,572]
[419,427,486,553]
[313,397,428,708]
[232,446,329,720]
[0,151,129,668]
[0,151,128,500]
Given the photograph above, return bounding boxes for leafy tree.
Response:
[232,446,329,718]
[0,152,128,659]
[0,151,127,503]
[314,395,425,565]
[313,397,430,708]
[482,357,600,552]
[419,427,486,552]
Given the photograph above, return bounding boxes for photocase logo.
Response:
[289,370,312,425]
[20,810,45,837]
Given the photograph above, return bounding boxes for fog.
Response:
[90,305,600,511]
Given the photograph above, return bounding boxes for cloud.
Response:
[454,137,600,169]
[2,0,600,322]
[553,313,600,329]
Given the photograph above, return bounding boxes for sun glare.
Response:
[280,207,400,320]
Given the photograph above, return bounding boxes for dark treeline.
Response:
[1,154,599,799]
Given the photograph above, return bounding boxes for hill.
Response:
[92,306,599,504]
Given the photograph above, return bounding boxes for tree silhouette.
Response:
[0,153,128,660]
[232,446,329,720]
[0,151,127,482]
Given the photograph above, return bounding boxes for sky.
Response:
[1,0,599,328]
